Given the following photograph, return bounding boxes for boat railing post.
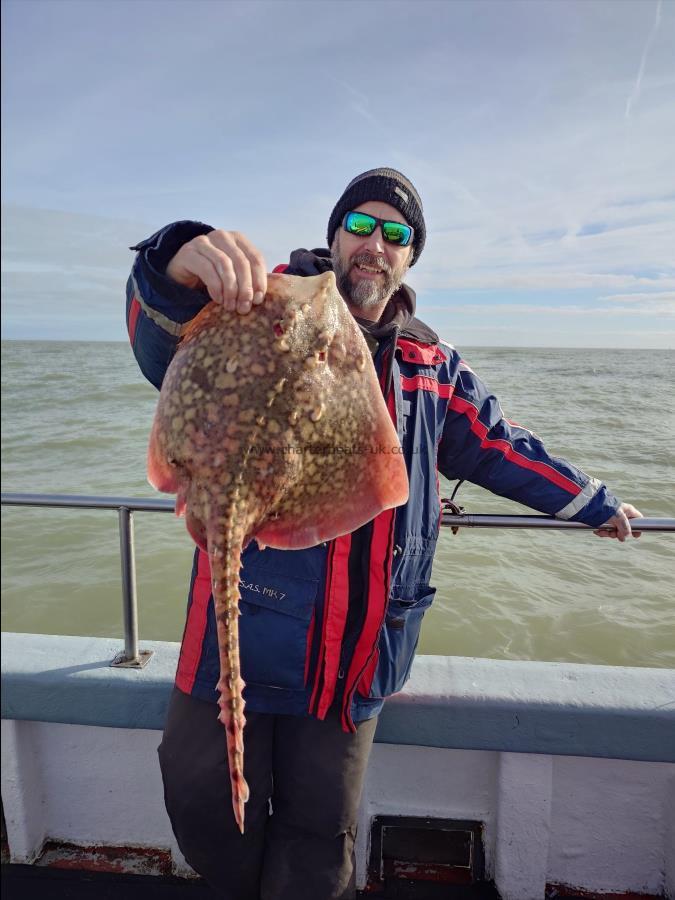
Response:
[111,505,153,669]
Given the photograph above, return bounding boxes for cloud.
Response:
[422,301,675,318]
[1,205,155,341]
[3,0,675,347]
[625,0,663,118]
[415,272,675,292]
[599,291,675,304]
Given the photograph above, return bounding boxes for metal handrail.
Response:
[0,492,176,668]
[2,492,673,668]
[0,493,175,512]
[3,492,674,531]
[439,513,675,531]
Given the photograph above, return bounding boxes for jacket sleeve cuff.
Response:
[130,220,214,311]
[558,480,621,527]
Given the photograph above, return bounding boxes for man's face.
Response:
[331,200,413,315]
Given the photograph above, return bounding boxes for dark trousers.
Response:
[158,687,378,900]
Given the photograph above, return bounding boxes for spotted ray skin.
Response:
[147,271,409,833]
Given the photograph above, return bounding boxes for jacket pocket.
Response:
[365,585,436,699]
[238,571,319,691]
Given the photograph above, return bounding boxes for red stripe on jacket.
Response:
[341,353,399,730]
[310,534,352,719]
[128,296,141,345]
[342,507,396,731]
[449,394,582,496]
[401,374,455,398]
[175,549,211,693]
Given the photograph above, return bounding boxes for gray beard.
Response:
[332,249,402,311]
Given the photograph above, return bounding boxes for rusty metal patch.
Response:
[35,840,173,877]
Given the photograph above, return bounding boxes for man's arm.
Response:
[437,358,642,541]
[126,222,268,388]
[126,220,215,388]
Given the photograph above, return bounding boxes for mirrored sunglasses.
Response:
[342,211,413,247]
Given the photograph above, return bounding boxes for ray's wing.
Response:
[255,290,408,550]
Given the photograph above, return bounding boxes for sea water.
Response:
[1,340,673,667]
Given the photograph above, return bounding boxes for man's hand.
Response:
[594,503,643,542]
[166,230,268,314]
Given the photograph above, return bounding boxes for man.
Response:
[126,168,641,900]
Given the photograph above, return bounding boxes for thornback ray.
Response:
[146,270,409,833]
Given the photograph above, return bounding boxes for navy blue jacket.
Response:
[126,221,621,730]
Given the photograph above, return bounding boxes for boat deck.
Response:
[2,863,508,899]
[5,862,626,900]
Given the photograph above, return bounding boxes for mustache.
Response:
[351,252,391,274]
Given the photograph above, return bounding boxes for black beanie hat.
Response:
[327,167,426,265]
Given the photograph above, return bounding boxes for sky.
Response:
[1,0,674,347]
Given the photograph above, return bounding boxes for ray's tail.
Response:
[208,529,250,834]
